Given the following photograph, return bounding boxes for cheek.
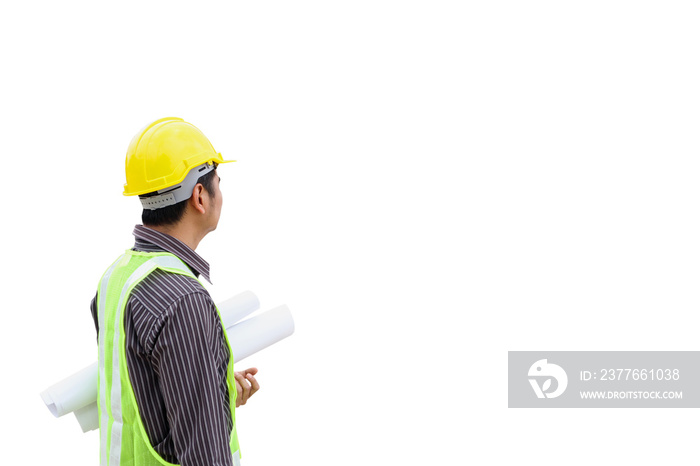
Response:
[213,186,221,208]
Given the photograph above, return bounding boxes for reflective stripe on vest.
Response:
[97,250,239,465]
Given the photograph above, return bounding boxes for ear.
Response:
[189,183,208,214]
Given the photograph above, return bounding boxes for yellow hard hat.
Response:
[123,117,235,196]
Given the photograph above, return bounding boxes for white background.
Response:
[2,1,699,464]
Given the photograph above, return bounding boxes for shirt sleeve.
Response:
[151,291,233,466]
[90,292,99,343]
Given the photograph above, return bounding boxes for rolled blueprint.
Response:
[226,305,295,361]
[74,400,99,432]
[43,298,295,433]
[42,291,260,420]
[71,305,294,432]
[41,362,98,419]
[218,290,260,328]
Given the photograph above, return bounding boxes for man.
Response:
[90,117,258,466]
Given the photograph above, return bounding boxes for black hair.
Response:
[141,169,217,227]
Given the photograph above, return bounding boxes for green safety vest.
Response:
[96,250,240,465]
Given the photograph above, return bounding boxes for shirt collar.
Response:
[132,225,212,284]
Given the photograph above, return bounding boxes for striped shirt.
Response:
[90,225,234,466]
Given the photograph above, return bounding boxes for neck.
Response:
[145,223,205,251]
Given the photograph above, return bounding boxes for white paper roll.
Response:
[226,305,295,362]
[69,307,295,432]
[74,401,99,433]
[41,362,98,418]
[217,290,260,328]
[42,291,259,419]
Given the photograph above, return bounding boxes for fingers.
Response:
[234,372,251,407]
[234,368,260,408]
[243,367,259,399]
[247,372,260,398]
